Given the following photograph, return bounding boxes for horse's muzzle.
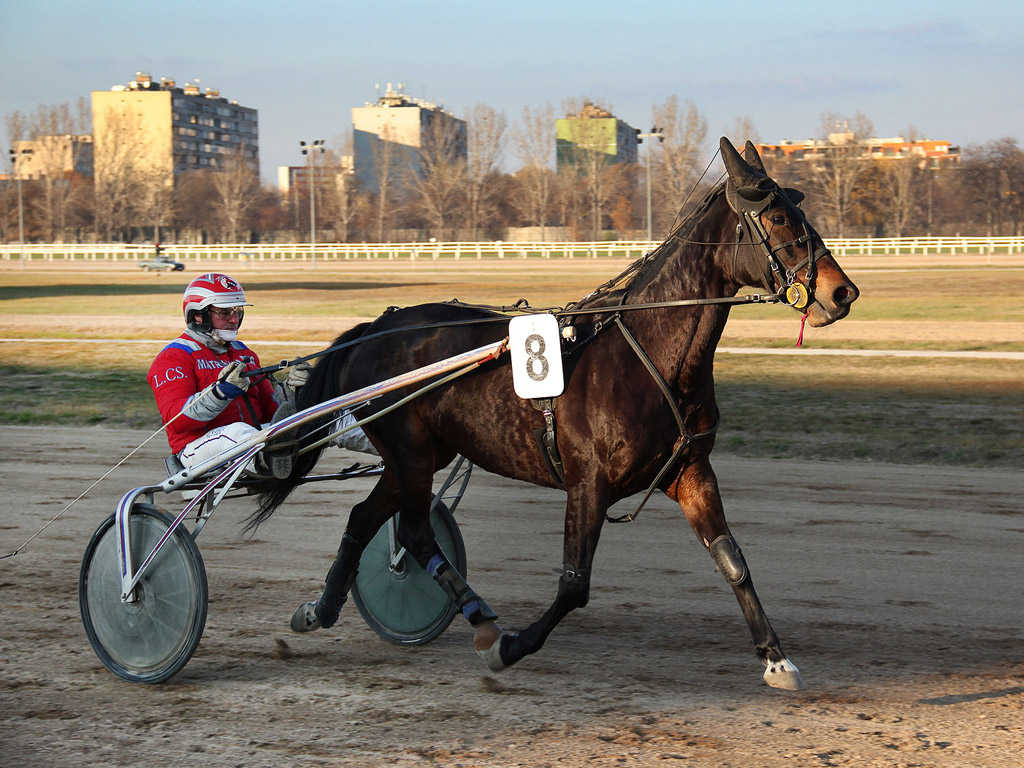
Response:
[808,276,859,326]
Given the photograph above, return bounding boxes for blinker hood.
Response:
[721,138,775,216]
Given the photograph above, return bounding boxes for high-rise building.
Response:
[91,71,258,186]
[351,83,466,192]
[556,102,638,171]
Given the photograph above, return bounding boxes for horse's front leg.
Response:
[667,458,805,690]
[484,479,607,671]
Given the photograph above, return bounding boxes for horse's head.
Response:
[720,136,859,327]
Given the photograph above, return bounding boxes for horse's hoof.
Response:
[473,622,513,672]
[290,601,320,633]
[763,657,805,690]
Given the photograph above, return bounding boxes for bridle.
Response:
[730,183,828,312]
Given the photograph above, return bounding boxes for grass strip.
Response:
[2,353,1020,469]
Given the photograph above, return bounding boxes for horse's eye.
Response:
[770,213,787,226]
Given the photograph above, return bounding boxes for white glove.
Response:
[284,361,313,391]
[215,360,250,399]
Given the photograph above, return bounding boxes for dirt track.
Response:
[1,425,1022,767]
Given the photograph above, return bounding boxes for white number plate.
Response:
[509,314,564,399]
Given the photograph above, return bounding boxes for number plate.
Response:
[509,314,564,399]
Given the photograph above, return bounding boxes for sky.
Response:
[3,0,1023,186]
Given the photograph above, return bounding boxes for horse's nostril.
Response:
[833,284,857,307]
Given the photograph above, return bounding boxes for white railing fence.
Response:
[2,236,1024,263]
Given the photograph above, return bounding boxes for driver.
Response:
[148,273,282,469]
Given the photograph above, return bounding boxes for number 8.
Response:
[524,333,549,382]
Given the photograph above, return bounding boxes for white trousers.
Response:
[178,422,260,470]
[329,411,379,455]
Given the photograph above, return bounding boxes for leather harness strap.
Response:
[606,314,719,524]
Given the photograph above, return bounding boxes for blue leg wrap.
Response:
[427,553,445,578]
[427,553,498,626]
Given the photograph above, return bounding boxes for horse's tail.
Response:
[246,322,372,532]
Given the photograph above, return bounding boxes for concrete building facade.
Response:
[91,72,258,186]
[278,154,352,196]
[351,83,466,192]
[10,135,93,180]
[556,102,639,171]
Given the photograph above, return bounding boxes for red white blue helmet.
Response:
[182,273,251,331]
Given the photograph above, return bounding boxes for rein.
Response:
[248,292,785,379]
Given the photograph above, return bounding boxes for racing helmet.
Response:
[182,273,251,333]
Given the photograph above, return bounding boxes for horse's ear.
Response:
[743,141,766,174]
[721,137,772,213]
[720,137,767,188]
[720,137,751,182]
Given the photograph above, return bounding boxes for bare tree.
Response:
[7,100,91,241]
[210,144,259,242]
[728,115,760,146]
[321,133,365,243]
[558,98,624,240]
[877,128,924,237]
[134,168,175,242]
[369,125,403,242]
[463,104,507,239]
[174,172,218,243]
[405,115,467,239]
[92,107,145,241]
[650,96,709,235]
[510,103,557,237]
[2,111,28,242]
[959,138,1024,236]
[803,112,874,237]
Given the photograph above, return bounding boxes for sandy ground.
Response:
[1,426,1022,768]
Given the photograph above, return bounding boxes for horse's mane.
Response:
[572,181,728,310]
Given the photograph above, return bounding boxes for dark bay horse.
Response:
[256,137,859,689]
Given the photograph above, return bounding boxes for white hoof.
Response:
[473,623,515,672]
[763,657,805,690]
[290,601,320,633]
[476,639,507,672]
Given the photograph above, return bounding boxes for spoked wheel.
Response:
[352,501,466,645]
[79,504,208,684]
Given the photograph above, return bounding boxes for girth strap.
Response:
[532,397,566,490]
[607,315,719,523]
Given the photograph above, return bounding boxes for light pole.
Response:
[8,147,32,269]
[299,139,325,270]
[637,128,663,243]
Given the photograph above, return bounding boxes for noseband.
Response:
[731,185,828,311]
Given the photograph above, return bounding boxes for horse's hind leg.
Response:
[480,479,608,671]
[290,471,401,633]
[667,458,805,690]
[385,455,504,661]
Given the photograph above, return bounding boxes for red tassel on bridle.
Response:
[796,313,808,347]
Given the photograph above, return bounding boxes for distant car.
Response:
[139,256,185,272]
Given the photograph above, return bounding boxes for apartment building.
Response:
[91,71,258,186]
[351,83,467,192]
[10,134,93,180]
[278,154,353,196]
[755,136,960,166]
[556,102,639,171]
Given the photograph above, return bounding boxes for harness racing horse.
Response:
[255,137,859,689]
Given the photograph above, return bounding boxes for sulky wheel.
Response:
[351,500,466,646]
[79,504,208,683]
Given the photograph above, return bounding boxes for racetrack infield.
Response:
[1,426,1021,768]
